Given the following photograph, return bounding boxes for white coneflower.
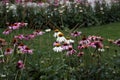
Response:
[53,43,63,52]
[56,33,66,43]
[53,29,62,38]
[65,37,74,44]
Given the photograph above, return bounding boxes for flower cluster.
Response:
[17,43,33,54]
[53,29,76,56]
[53,30,106,57]
[14,30,44,40]
[3,22,28,35]
[78,35,104,50]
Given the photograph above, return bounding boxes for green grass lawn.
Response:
[0,22,120,79]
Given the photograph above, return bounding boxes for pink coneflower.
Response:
[14,34,24,40]
[17,43,33,54]
[114,39,120,46]
[23,35,30,40]
[62,43,72,50]
[18,43,27,50]
[19,22,28,27]
[4,48,13,55]
[33,30,44,36]
[79,39,90,45]
[89,41,103,48]
[3,29,12,35]
[16,60,25,69]
[28,34,36,39]
[78,44,89,49]
[22,46,33,54]
[88,35,103,42]
[11,24,20,30]
[77,52,84,57]
[71,31,82,37]
[66,46,76,56]
[78,38,90,49]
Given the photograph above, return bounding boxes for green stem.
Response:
[0,49,5,61]
[15,70,19,80]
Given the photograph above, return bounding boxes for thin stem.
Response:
[15,70,19,80]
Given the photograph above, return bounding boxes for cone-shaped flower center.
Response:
[55,43,61,47]
[6,48,10,52]
[66,37,70,40]
[54,29,59,32]
[58,33,64,37]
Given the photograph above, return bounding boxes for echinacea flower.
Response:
[66,46,76,56]
[89,41,103,48]
[53,43,63,52]
[14,34,24,40]
[65,37,74,44]
[11,24,20,30]
[53,29,61,38]
[4,48,13,55]
[56,33,66,43]
[28,34,36,39]
[62,43,72,50]
[16,60,25,69]
[33,30,44,36]
[77,52,84,57]
[18,43,26,49]
[22,46,33,54]
[3,29,12,35]
[23,35,30,40]
[17,43,33,54]
[88,35,103,42]
[114,39,120,46]
[71,31,82,37]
